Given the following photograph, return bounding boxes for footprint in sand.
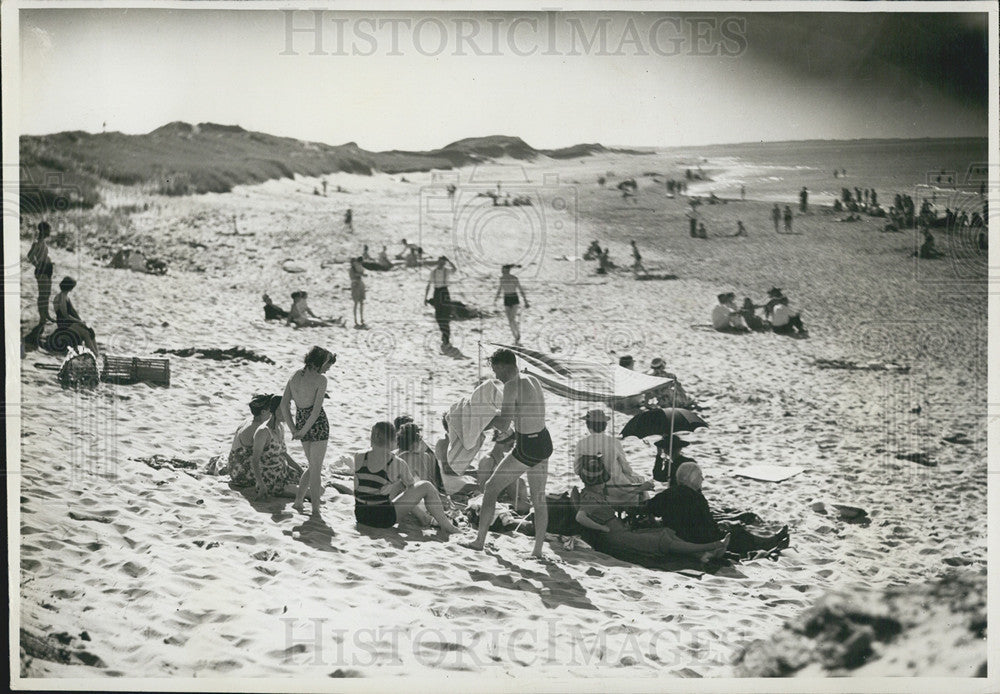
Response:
[120,562,148,578]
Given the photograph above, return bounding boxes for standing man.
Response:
[771,204,781,233]
[464,348,552,558]
[799,187,808,213]
[495,264,529,345]
[687,205,699,237]
[783,205,793,233]
[425,255,457,350]
[344,208,353,232]
[26,221,54,345]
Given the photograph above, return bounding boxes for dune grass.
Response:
[20,124,615,213]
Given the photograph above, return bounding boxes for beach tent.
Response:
[485,343,688,415]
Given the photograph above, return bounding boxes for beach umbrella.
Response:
[619,407,707,440]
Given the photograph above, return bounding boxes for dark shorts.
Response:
[504,294,519,307]
[512,428,553,468]
[355,503,397,528]
[295,406,330,442]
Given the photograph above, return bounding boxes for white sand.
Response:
[15,155,987,683]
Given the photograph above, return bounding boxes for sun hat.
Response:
[768,287,784,297]
[650,357,665,369]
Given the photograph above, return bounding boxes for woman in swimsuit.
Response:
[287,291,341,328]
[424,256,457,348]
[27,221,53,341]
[354,421,460,533]
[283,346,336,515]
[51,276,100,357]
[494,264,529,345]
[250,395,304,499]
[349,257,366,329]
[395,422,437,484]
[228,393,275,487]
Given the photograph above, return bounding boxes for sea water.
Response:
[670,137,989,206]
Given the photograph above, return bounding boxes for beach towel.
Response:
[733,465,804,483]
[445,379,504,478]
[491,343,692,413]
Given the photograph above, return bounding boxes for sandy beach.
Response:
[14,146,988,684]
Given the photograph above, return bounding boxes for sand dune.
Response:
[16,153,986,682]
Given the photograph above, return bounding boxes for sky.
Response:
[17,9,991,151]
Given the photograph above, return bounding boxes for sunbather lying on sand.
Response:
[353,421,460,533]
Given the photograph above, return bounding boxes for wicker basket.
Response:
[101,356,170,387]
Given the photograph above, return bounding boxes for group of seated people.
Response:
[262,291,343,328]
[225,394,790,564]
[360,244,393,269]
[712,288,808,337]
[572,408,789,564]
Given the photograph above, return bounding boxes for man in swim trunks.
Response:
[464,348,552,557]
[494,264,529,345]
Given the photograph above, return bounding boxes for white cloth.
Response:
[445,378,504,475]
[712,303,741,330]
[573,433,645,487]
[772,303,794,327]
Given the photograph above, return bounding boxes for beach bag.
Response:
[577,453,609,487]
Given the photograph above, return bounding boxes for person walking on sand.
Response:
[344,208,353,232]
[740,185,746,201]
[783,205,793,233]
[464,348,553,558]
[282,346,337,515]
[771,204,781,233]
[349,257,367,329]
[800,187,808,213]
[687,205,699,237]
[353,421,460,533]
[425,255,457,349]
[630,240,647,275]
[26,221,54,345]
[495,264,529,345]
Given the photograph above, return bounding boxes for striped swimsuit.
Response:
[354,452,398,528]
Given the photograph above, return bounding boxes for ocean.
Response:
[668,137,989,206]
